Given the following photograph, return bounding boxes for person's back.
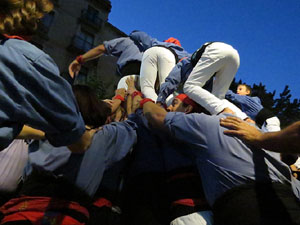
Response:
[162,111,300,225]
[122,110,210,225]
[0,0,86,150]
[103,37,143,76]
[0,85,137,224]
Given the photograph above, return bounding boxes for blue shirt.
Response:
[25,120,137,197]
[103,37,143,75]
[0,37,85,149]
[157,58,193,103]
[129,31,191,60]
[126,110,195,179]
[225,90,263,120]
[164,112,296,206]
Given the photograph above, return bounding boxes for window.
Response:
[82,6,103,27]
[73,31,94,52]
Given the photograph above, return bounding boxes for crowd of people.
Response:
[1,0,300,225]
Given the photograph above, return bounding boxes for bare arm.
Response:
[68,44,106,78]
[111,88,126,114]
[143,101,167,129]
[126,76,142,113]
[16,125,45,140]
[67,129,96,153]
[220,116,300,153]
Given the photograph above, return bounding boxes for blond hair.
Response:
[0,0,53,35]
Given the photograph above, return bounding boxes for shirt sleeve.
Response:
[102,120,137,167]
[129,30,158,50]
[164,112,208,149]
[225,90,237,101]
[0,44,85,148]
[74,119,137,196]
[225,92,263,119]
[103,37,129,57]
[23,54,86,146]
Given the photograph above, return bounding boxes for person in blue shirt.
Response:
[141,100,300,225]
[0,0,88,151]
[226,84,262,120]
[0,85,137,224]
[220,116,300,154]
[129,30,190,102]
[121,91,212,225]
[226,84,281,132]
[24,85,136,197]
[157,42,241,117]
[68,35,144,79]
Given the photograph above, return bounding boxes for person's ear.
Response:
[185,105,193,114]
[246,90,251,95]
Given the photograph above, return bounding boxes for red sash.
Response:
[0,196,89,225]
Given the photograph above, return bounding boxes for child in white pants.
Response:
[140,46,176,101]
[184,42,240,115]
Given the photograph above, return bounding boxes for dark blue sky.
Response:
[109,0,300,100]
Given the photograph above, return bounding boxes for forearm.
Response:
[81,44,106,62]
[16,125,45,140]
[111,99,122,114]
[67,129,95,153]
[143,101,167,128]
[126,95,133,115]
[258,121,300,153]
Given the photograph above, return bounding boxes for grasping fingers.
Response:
[220,116,263,145]
[220,116,243,130]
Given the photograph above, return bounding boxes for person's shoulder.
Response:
[1,39,45,61]
[252,96,261,101]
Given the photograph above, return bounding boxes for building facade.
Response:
[32,0,127,98]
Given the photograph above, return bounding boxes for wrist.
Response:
[253,131,265,147]
[131,91,142,99]
[140,98,154,108]
[76,55,85,65]
[113,95,125,102]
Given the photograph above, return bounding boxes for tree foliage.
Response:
[230,79,300,128]
[86,75,107,100]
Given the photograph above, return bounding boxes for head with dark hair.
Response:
[237,84,252,96]
[167,94,210,115]
[72,85,111,128]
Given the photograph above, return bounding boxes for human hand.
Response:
[126,76,137,95]
[219,107,235,115]
[103,99,114,108]
[290,164,300,179]
[68,60,81,78]
[244,117,255,124]
[220,116,263,146]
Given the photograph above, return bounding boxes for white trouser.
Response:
[184,42,240,115]
[117,75,140,90]
[261,116,281,132]
[140,46,176,101]
[260,116,281,160]
[0,140,28,192]
[294,157,300,169]
[222,99,248,120]
[170,211,213,225]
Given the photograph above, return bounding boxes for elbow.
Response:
[144,112,166,129]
